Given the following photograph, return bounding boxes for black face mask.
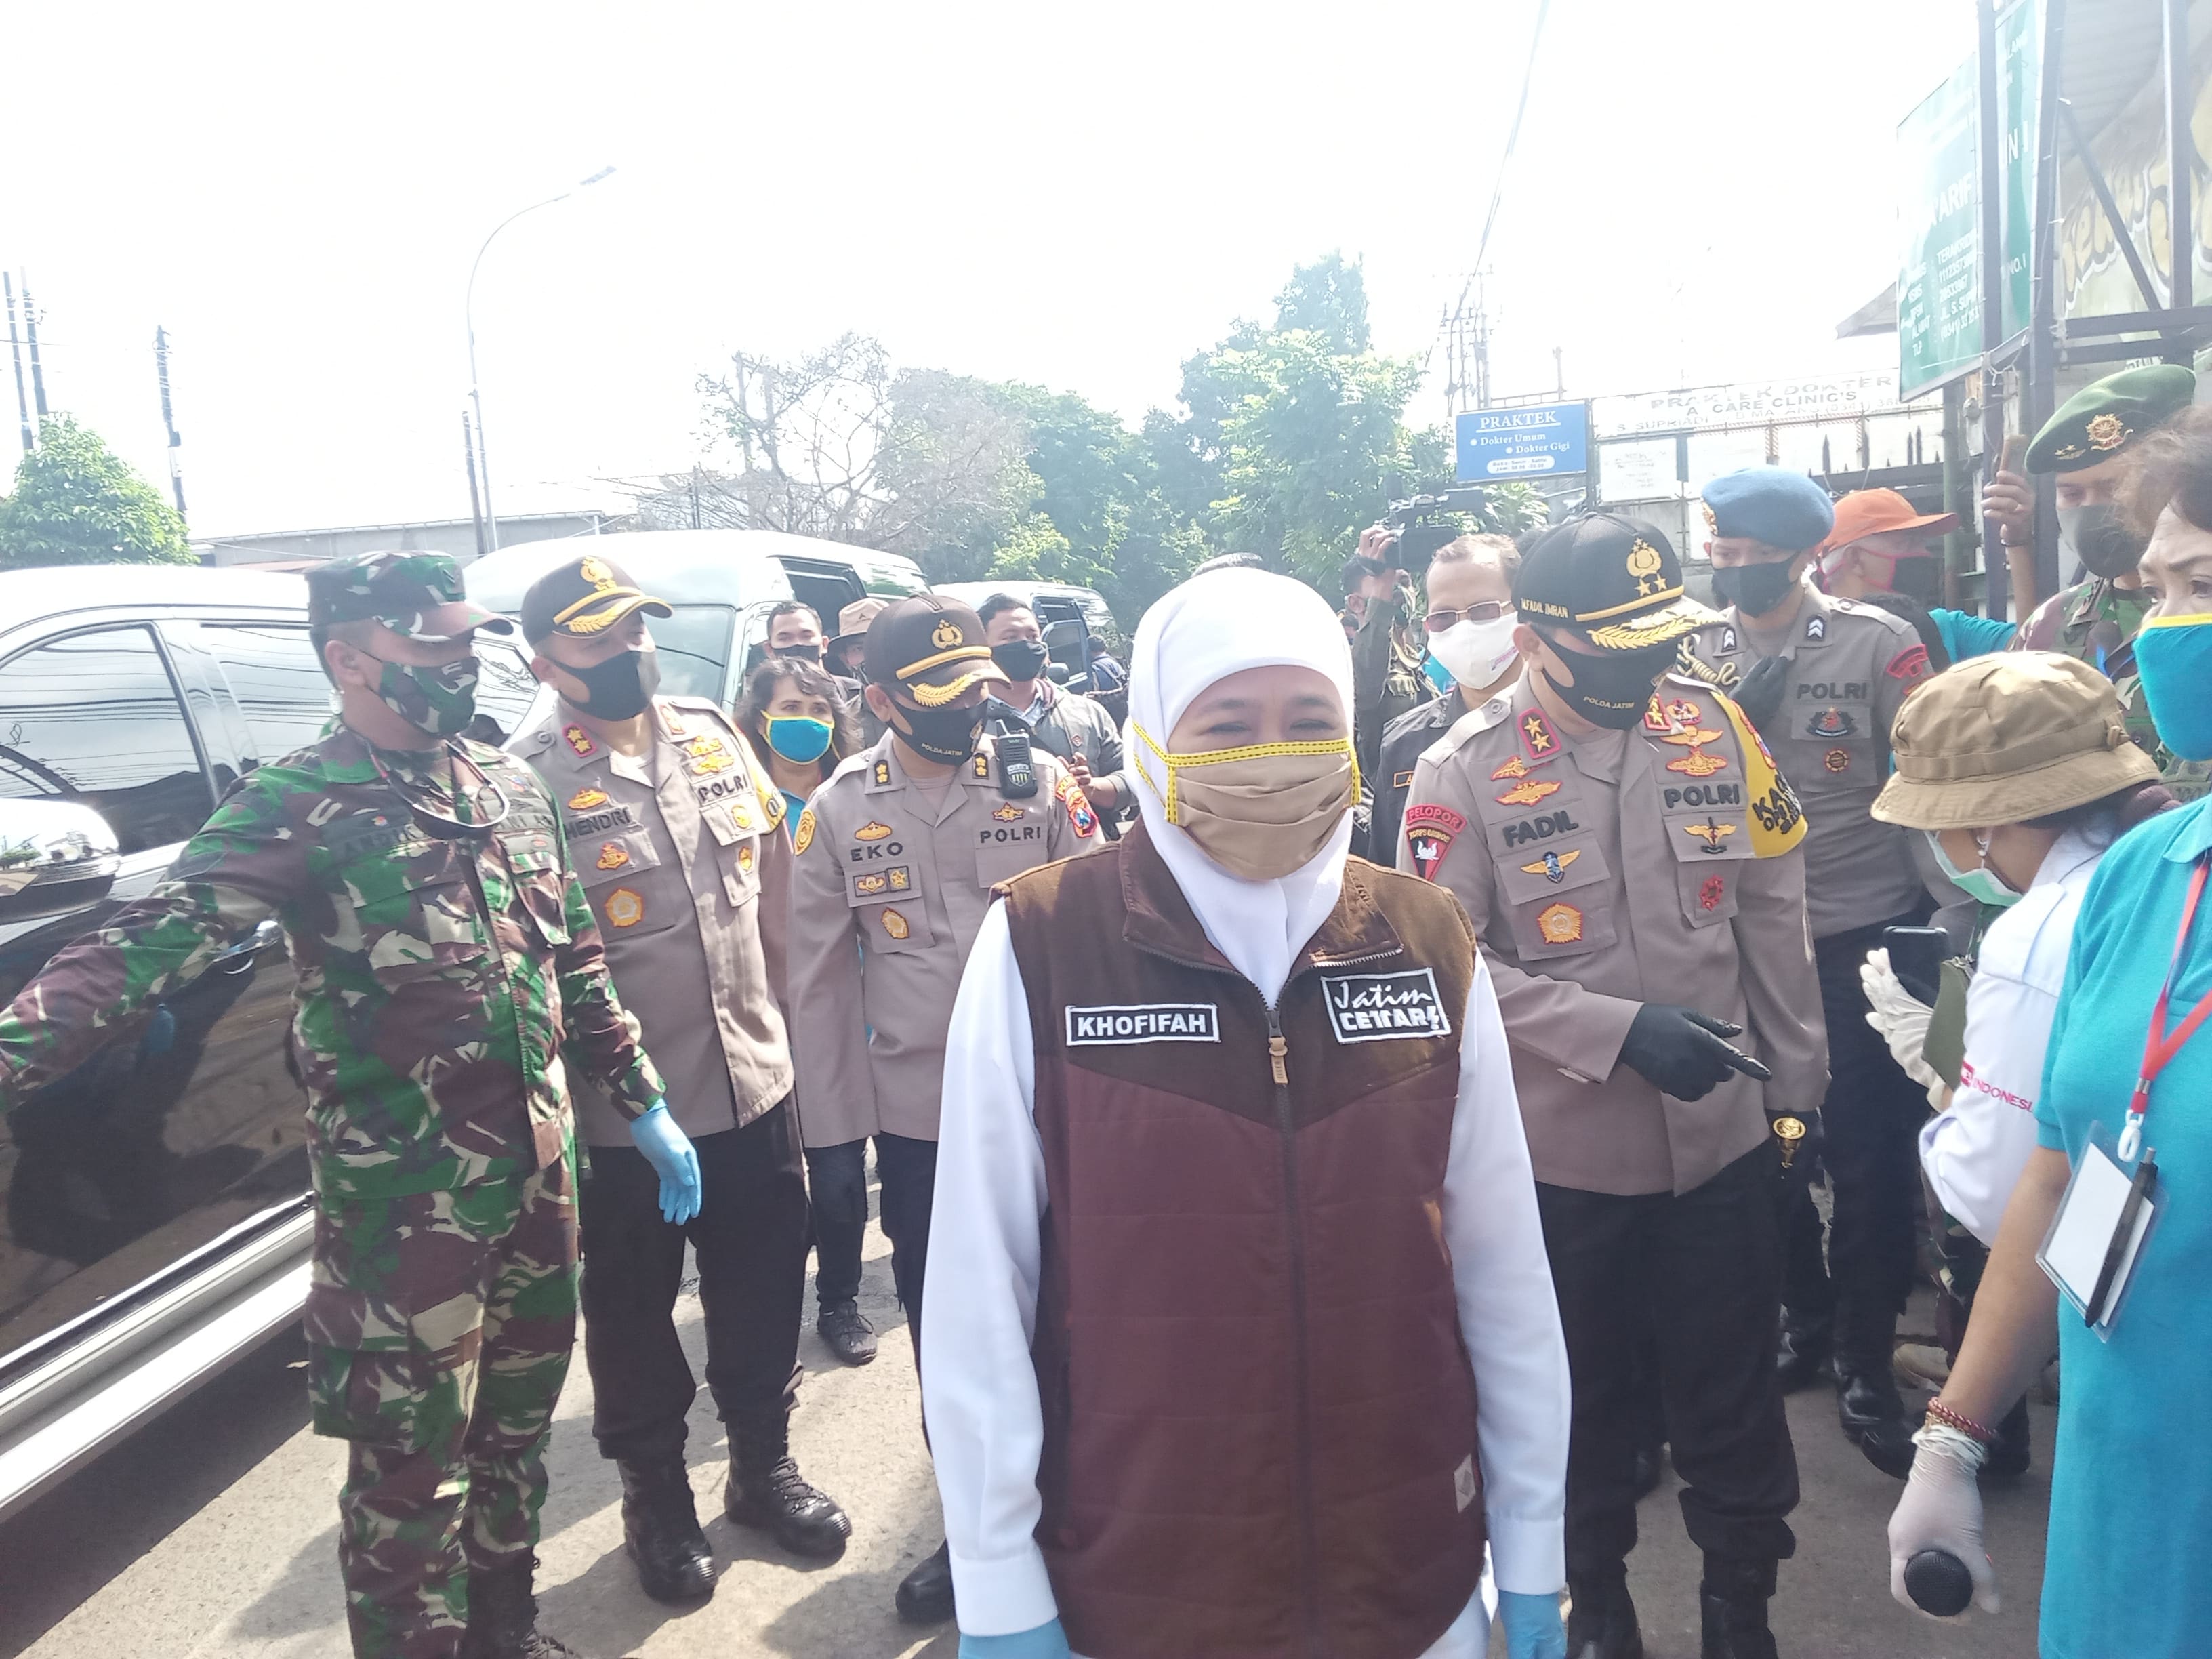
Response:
[569,647,661,721]
[2059,503,2150,581]
[771,642,824,664]
[991,639,1050,681]
[1712,558,1804,617]
[1539,637,1677,729]
[888,694,987,764]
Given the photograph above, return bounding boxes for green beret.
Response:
[2025,363,2196,474]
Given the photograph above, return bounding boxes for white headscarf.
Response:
[1128,567,1357,1006]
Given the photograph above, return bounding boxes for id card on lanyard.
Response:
[2037,853,2212,1338]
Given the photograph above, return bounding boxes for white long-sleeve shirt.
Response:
[922,901,1569,1650]
[1921,827,2105,1246]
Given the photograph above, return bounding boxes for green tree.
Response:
[0,416,193,568]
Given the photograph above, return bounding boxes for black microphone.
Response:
[1904,1549,1974,1617]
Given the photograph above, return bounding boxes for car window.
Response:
[655,605,734,699]
[471,634,542,743]
[199,622,333,764]
[0,626,213,855]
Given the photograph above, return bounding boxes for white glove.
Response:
[1862,949,1944,1105]
[1887,1431,1999,1616]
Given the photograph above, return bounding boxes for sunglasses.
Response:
[1423,602,1514,633]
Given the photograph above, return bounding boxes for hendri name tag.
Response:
[1065,1003,1220,1045]
[1321,968,1452,1043]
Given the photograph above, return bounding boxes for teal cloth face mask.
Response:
[1926,830,2023,909]
[766,716,834,764]
[2133,613,2212,762]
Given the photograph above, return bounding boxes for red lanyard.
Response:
[2125,853,2212,1143]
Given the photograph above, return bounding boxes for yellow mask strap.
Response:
[1130,720,1359,827]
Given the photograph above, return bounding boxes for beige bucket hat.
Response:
[1872,651,2159,831]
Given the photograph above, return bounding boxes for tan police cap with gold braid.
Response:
[519,555,675,645]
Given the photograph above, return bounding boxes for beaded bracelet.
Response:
[1925,1397,1996,1445]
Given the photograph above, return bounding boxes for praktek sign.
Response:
[1455,400,1589,483]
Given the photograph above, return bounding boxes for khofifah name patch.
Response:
[1065,1003,1221,1045]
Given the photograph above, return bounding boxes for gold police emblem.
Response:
[1536,902,1584,944]
[579,557,617,592]
[596,841,630,871]
[931,619,964,649]
[2087,412,2131,451]
[739,844,755,874]
[605,888,645,929]
[568,787,610,811]
[991,802,1024,821]
[880,907,911,940]
[1683,819,1739,853]
[792,807,817,856]
[685,736,733,775]
[1626,538,1664,597]
[855,821,893,841]
[855,872,888,896]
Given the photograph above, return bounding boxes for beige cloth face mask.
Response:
[1134,723,1359,882]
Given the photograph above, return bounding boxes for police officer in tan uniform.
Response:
[507,556,850,1606]
[1682,467,1939,1480]
[786,592,1097,1626]
[1401,514,1826,1659]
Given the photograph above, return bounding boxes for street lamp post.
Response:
[465,165,614,551]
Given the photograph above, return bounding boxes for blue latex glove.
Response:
[1498,1589,1568,1659]
[628,1102,702,1224]
[958,1620,1071,1659]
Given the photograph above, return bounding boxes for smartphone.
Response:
[1884,925,1949,1006]
[1998,434,2027,478]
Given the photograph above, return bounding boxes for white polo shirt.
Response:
[1921,826,2106,1245]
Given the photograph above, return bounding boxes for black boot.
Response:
[1699,1555,1778,1659]
[1985,1394,2031,1478]
[459,1556,599,1658]
[816,1298,878,1366]
[1773,1307,1831,1391]
[616,1457,714,1603]
[895,1540,956,1626]
[724,1418,852,1559]
[1835,1345,1919,1478]
[1565,1563,1643,1659]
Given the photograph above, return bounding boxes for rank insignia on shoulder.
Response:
[1536,902,1584,944]
[1666,747,1729,777]
[1496,777,1563,806]
[880,906,911,940]
[1641,697,1672,734]
[605,888,645,928]
[991,802,1025,821]
[972,754,991,778]
[1403,802,1465,882]
[1699,873,1727,912]
[1824,747,1851,773]
[1521,848,1582,884]
[596,841,630,871]
[1393,769,1414,790]
[1805,615,1827,642]
[739,843,756,873]
[1519,710,1560,763]
[568,787,610,811]
[1720,626,1738,653]
[792,807,817,856]
[874,760,892,786]
[1490,754,1531,781]
[1886,642,1931,681]
[1683,819,1739,853]
[855,821,893,841]
[565,724,597,757]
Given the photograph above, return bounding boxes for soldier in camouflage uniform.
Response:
[1995,364,2209,801]
[0,552,696,1659]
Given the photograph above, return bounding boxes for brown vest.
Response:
[999,824,1486,1659]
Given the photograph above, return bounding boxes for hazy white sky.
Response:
[0,1,1978,537]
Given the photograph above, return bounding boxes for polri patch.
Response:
[1322,968,1452,1043]
[1065,1003,1221,1045]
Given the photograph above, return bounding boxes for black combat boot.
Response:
[1833,1326,1918,1479]
[1772,1307,1831,1391]
[1565,1562,1643,1659]
[616,1457,714,1603]
[895,1540,956,1626]
[1698,1554,1778,1659]
[816,1298,878,1366]
[724,1418,852,1559]
[459,1556,601,1658]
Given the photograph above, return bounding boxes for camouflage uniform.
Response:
[0,554,664,1659]
[2013,577,2209,801]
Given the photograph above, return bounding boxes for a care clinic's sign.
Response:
[1454,400,1589,481]
[1590,373,1902,438]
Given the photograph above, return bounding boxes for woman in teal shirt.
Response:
[1885,409,2212,1656]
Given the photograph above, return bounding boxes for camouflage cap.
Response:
[306,550,514,641]
[2025,363,2196,474]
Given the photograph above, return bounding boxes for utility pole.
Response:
[20,276,48,421]
[154,327,187,515]
[3,274,29,455]
[462,411,489,559]
[1553,346,1565,398]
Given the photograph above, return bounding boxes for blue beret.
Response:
[1700,467,1837,553]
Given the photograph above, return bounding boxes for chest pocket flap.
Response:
[975,799,1057,886]
[576,828,661,888]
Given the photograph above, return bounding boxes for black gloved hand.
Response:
[1618,1004,1775,1101]
[1730,653,1792,734]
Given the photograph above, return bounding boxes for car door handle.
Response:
[216,918,281,973]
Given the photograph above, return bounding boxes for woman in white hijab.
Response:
[921,568,1570,1659]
